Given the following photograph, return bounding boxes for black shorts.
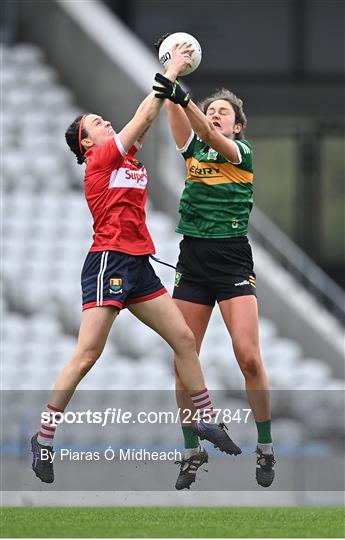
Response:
[81,251,166,311]
[172,236,256,307]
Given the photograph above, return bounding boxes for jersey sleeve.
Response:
[128,141,142,157]
[232,139,253,172]
[92,136,125,170]
[178,131,198,159]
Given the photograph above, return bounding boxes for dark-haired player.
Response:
[153,62,276,489]
[31,44,241,485]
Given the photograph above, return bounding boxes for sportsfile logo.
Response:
[40,407,252,427]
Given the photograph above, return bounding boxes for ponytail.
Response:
[65,114,89,164]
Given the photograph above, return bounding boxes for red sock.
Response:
[190,388,216,421]
[37,403,64,446]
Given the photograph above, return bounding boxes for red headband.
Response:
[78,114,87,154]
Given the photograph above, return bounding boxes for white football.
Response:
[158,32,202,76]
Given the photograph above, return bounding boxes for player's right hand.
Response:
[153,73,190,108]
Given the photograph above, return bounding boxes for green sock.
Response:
[256,419,272,444]
[182,425,199,449]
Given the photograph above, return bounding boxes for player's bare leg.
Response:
[32,306,118,483]
[128,293,206,392]
[173,300,212,415]
[219,295,275,486]
[218,296,269,419]
[128,293,241,457]
[173,300,213,489]
[50,306,119,409]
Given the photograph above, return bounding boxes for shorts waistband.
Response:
[183,235,249,245]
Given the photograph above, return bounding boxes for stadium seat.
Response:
[24,65,57,90]
[1,42,342,459]
[11,42,45,67]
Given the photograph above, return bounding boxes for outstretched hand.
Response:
[153,73,190,108]
[167,42,193,77]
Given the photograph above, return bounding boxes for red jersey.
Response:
[84,134,155,255]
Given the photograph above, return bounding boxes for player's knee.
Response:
[174,326,196,355]
[74,346,103,377]
[238,351,261,379]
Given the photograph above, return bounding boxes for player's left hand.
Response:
[153,73,190,108]
[169,42,193,76]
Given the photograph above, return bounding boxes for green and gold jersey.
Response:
[177,132,254,238]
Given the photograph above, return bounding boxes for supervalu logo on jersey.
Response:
[109,278,123,294]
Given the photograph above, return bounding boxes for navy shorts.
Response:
[172,236,257,307]
[81,251,166,311]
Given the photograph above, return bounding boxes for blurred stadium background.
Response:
[1,0,344,509]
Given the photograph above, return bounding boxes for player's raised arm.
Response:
[165,100,193,150]
[153,76,243,163]
[184,100,242,162]
[117,43,193,152]
[153,34,193,150]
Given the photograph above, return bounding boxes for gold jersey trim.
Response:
[186,157,253,185]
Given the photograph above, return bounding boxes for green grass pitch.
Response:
[1,507,344,538]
